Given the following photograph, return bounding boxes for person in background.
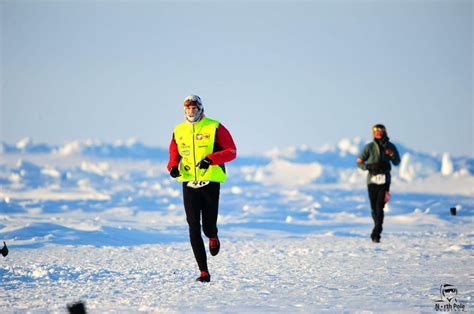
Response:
[357,124,400,243]
[167,95,237,282]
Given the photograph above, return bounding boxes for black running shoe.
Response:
[196,271,211,283]
[209,237,220,256]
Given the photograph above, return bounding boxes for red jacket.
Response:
[167,121,237,172]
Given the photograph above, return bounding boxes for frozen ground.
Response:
[0,139,473,313]
[1,234,472,313]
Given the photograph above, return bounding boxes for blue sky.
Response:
[1,1,472,156]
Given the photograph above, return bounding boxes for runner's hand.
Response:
[384,148,394,157]
[196,157,212,170]
[170,166,180,178]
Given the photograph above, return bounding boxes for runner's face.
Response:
[373,128,384,139]
[185,105,199,117]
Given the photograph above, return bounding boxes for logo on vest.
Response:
[196,133,210,140]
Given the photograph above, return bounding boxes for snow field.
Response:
[0,139,473,312]
[1,232,472,313]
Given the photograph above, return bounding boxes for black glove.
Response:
[384,147,394,157]
[170,166,180,178]
[196,157,212,170]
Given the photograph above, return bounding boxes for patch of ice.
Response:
[31,267,49,278]
[231,186,243,194]
[81,161,110,176]
[316,143,336,153]
[16,137,32,150]
[312,202,322,209]
[113,137,138,147]
[84,138,102,146]
[77,179,90,188]
[242,204,267,213]
[340,168,366,184]
[392,173,474,196]
[252,159,322,186]
[399,153,415,182]
[337,138,359,155]
[8,171,21,183]
[164,187,180,198]
[0,188,110,201]
[264,146,297,159]
[445,245,462,252]
[441,152,454,176]
[41,166,61,178]
[56,141,82,156]
[152,183,162,191]
[63,223,102,232]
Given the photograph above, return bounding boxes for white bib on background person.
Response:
[370,174,386,185]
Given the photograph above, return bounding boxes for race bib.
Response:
[370,174,386,185]
[186,181,210,189]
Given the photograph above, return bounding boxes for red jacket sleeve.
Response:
[167,134,181,172]
[207,123,237,165]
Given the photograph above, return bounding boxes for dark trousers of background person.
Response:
[367,183,389,240]
[182,182,220,272]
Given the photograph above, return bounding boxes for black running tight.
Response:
[367,183,388,239]
[182,182,220,272]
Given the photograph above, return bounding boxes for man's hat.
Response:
[183,95,203,108]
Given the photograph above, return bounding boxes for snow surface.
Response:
[0,138,473,313]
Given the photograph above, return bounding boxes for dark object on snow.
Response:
[1,241,8,257]
[450,207,457,216]
[67,301,86,314]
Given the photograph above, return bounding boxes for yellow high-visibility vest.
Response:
[173,117,227,182]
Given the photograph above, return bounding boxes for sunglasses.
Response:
[372,127,385,132]
[184,100,200,107]
[444,289,457,293]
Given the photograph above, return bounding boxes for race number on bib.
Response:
[370,174,386,185]
[186,181,210,189]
